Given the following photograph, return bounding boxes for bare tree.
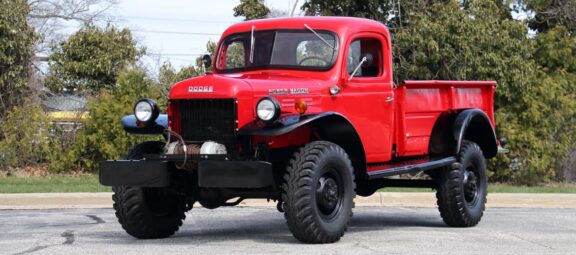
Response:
[524,0,576,33]
[27,0,118,99]
[28,0,118,55]
[29,0,116,21]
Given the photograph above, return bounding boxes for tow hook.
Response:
[276,200,284,213]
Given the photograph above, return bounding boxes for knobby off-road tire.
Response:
[112,141,187,239]
[436,140,487,227]
[282,141,356,243]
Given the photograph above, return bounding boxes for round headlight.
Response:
[256,97,280,122]
[134,99,159,124]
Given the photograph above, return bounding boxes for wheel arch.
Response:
[308,113,367,179]
[239,112,367,179]
[429,109,497,159]
[454,109,497,158]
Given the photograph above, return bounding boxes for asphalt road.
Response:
[0,207,574,255]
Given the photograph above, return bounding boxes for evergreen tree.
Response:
[233,0,270,20]
[46,24,144,94]
[0,0,35,120]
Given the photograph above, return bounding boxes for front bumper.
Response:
[99,159,273,188]
[100,160,170,187]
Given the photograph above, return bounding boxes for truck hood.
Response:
[169,72,326,100]
[170,73,252,99]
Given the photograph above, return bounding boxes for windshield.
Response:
[216,29,338,72]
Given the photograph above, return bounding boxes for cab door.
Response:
[334,32,395,163]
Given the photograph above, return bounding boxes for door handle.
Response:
[385,97,394,102]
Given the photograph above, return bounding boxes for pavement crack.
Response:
[85,214,105,224]
[11,230,75,254]
[353,241,379,253]
[11,245,48,255]
[61,230,75,245]
[509,233,554,250]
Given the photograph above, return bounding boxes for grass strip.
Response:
[379,183,576,193]
[0,175,110,193]
[0,175,574,193]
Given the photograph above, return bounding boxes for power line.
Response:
[141,55,197,63]
[114,15,237,24]
[148,53,206,56]
[163,57,197,62]
[130,29,221,36]
[59,25,222,36]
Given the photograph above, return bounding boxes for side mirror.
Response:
[360,53,373,67]
[202,54,212,68]
[348,53,375,81]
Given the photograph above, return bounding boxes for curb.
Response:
[1,192,575,210]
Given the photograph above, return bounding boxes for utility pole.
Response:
[290,0,300,17]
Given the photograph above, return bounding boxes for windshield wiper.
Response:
[249,25,255,64]
[304,24,335,50]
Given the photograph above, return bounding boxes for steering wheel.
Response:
[298,56,330,66]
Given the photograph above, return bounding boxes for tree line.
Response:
[0,0,574,185]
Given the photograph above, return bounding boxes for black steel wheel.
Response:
[436,140,487,227]
[112,141,187,239]
[282,141,355,243]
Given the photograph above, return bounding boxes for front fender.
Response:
[239,112,367,178]
[238,112,344,136]
[122,114,168,135]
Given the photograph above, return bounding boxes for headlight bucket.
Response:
[256,97,281,122]
[134,98,160,125]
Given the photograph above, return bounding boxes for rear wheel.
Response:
[436,140,487,227]
[282,141,355,243]
[112,142,187,239]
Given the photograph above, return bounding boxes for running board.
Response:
[367,157,457,180]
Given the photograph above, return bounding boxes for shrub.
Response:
[49,68,164,172]
[0,103,50,172]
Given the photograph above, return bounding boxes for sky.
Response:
[107,0,303,71]
[60,0,529,74]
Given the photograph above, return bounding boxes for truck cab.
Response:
[100,17,501,243]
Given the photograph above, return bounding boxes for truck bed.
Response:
[394,80,496,157]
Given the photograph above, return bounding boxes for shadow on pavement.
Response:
[351,210,446,229]
[84,208,446,245]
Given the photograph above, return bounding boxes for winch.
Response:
[164,140,227,169]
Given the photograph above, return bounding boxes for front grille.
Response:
[172,99,237,149]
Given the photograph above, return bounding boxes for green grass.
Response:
[488,183,576,193]
[0,175,575,193]
[0,175,110,193]
[378,182,576,193]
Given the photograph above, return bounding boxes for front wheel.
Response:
[436,140,488,227]
[282,141,356,243]
[112,142,187,239]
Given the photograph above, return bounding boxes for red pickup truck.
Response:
[100,17,503,243]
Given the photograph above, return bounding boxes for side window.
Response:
[346,41,361,75]
[346,38,382,78]
[224,41,246,69]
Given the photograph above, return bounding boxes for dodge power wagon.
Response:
[100,17,504,243]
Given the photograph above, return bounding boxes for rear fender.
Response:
[453,109,497,158]
[429,109,497,158]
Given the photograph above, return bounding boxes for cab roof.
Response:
[221,16,389,39]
